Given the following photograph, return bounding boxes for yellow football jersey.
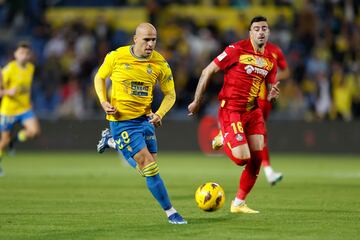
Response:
[96,46,175,121]
[1,60,35,115]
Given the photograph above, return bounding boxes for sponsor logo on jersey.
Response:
[131,81,149,96]
[146,135,156,140]
[239,54,273,69]
[244,64,269,77]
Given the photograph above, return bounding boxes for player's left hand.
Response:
[148,112,162,128]
[267,81,280,101]
[187,100,200,116]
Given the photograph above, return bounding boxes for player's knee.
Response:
[136,156,149,169]
[231,148,251,161]
[248,135,264,151]
[0,136,11,146]
[138,161,159,177]
[250,143,264,151]
[231,151,250,166]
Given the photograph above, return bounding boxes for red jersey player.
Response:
[212,42,289,185]
[188,16,280,213]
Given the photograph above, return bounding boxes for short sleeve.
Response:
[97,51,115,79]
[213,45,239,71]
[266,60,277,85]
[1,64,11,87]
[158,60,175,93]
[274,47,288,70]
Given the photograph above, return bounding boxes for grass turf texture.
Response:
[0,152,359,240]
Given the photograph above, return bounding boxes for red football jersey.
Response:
[213,39,277,112]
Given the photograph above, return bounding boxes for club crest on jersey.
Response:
[124,63,132,70]
[255,56,266,67]
[147,64,152,74]
[127,146,133,152]
[235,134,243,142]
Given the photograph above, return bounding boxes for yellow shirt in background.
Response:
[96,46,175,121]
[1,60,35,115]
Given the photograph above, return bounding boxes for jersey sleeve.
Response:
[274,46,287,70]
[1,64,11,88]
[213,45,239,71]
[158,60,175,93]
[266,60,277,85]
[155,60,176,118]
[96,51,115,79]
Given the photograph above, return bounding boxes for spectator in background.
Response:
[0,1,359,121]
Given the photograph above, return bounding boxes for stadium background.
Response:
[1,0,359,153]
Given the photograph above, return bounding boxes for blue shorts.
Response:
[0,110,36,132]
[109,116,157,161]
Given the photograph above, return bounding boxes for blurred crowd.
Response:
[0,0,359,121]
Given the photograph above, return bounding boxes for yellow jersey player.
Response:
[0,42,41,176]
[94,23,187,224]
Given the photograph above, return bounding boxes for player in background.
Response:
[256,42,289,184]
[0,42,41,176]
[212,42,289,185]
[94,23,187,224]
[188,16,280,213]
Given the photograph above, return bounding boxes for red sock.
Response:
[236,150,263,200]
[261,133,270,167]
[262,146,270,167]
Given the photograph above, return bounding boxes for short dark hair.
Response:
[16,41,31,50]
[249,16,268,30]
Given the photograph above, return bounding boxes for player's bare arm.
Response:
[277,67,290,82]
[188,61,220,115]
[94,74,117,115]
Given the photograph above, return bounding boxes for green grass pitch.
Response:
[0,152,359,240]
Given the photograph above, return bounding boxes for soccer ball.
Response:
[195,182,225,211]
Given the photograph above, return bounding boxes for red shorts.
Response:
[218,107,265,149]
[258,99,272,121]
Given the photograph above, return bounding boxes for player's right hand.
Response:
[188,101,200,116]
[101,101,117,115]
